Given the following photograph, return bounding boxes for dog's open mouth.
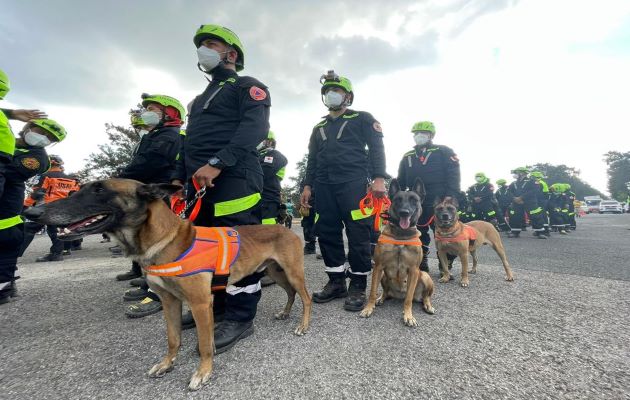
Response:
[58,214,111,238]
[399,216,411,229]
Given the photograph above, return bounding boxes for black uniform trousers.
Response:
[188,168,263,322]
[0,223,24,285]
[301,209,317,251]
[314,178,371,279]
[509,200,545,232]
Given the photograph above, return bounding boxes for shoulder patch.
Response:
[249,86,267,101]
[21,157,41,170]
[264,156,274,163]
[372,121,383,133]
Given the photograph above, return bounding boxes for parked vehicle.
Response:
[584,196,602,214]
[599,200,623,214]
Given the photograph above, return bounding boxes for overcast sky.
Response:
[2,0,629,194]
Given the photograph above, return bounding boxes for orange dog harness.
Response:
[378,233,422,247]
[434,224,477,243]
[144,227,240,290]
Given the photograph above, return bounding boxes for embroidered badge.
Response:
[373,121,383,133]
[249,86,267,101]
[21,157,40,170]
[264,156,274,163]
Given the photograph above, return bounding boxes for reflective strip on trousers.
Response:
[324,265,346,273]
[348,268,370,276]
[226,282,261,295]
[529,207,543,215]
[0,215,23,230]
[314,213,319,223]
[350,208,373,220]
[214,193,262,217]
[262,217,277,225]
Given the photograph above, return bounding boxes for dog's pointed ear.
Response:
[137,183,183,201]
[449,196,460,209]
[413,178,426,203]
[388,178,401,198]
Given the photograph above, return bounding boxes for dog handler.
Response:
[120,94,186,318]
[1,119,67,304]
[301,71,388,312]
[397,121,461,276]
[171,25,270,351]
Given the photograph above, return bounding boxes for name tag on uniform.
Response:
[264,156,274,163]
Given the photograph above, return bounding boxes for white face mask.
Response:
[324,91,344,109]
[138,129,149,138]
[475,177,485,184]
[140,111,160,126]
[512,173,520,179]
[24,130,51,147]
[413,133,431,146]
[197,47,226,72]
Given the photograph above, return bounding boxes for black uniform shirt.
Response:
[175,68,271,181]
[495,186,512,207]
[304,109,387,186]
[468,183,494,204]
[397,143,460,205]
[508,178,537,204]
[0,146,49,220]
[119,126,180,184]
[259,148,288,203]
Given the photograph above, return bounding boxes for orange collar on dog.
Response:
[144,227,240,284]
[378,232,422,247]
[435,223,477,243]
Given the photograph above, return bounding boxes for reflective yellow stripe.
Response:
[315,213,319,223]
[262,217,277,225]
[488,210,496,216]
[351,208,373,221]
[0,215,23,230]
[276,167,285,180]
[530,207,543,215]
[0,110,15,160]
[214,193,261,217]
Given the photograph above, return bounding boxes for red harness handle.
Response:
[359,191,391,231]
[170,179,204,222]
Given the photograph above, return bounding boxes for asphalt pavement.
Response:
[1,213,629,399]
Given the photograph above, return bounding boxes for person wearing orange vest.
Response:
[21,155,81,261]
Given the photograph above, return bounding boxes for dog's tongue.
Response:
[399,216,411,230]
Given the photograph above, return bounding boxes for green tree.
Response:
[76,123,139,181]
[282,153,308,205]
[603,151,630,201]
[528,163,605,200]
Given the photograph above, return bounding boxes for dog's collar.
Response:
[435,222,477,243]
[378,231,422,247]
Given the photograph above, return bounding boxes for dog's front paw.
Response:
[188,368,212,391]
[438,275,450,283]
[423,304,435,315]
[275,310,290,320]
[460,279,469,288]
[294,323,308,336]
[148,361,174,378]
[469,268,477,274]
[359,306,375,318]
[403,313,418,327]
[505,274,514,282]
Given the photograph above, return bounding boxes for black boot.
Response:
[508,231,521,238]
[182,310,224,330]
[533,231,548,239]
[116,262,142,281]
[344,275,367,312]
[36,253,63,262]
[0,281,18,305]
[214,319,254,354]
[312,274,347,303]
[304,243,316,255]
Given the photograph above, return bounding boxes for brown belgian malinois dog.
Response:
[359,178,435,327]
[23,179,312,390]
[433,196,514,287]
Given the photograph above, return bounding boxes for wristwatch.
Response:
[208,156,226,170]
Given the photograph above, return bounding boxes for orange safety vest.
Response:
[434,224,477,243]
[144,227,240,290]
[377,232,423,247]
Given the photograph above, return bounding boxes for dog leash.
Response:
[359,190,391,231]
[417,215,435,228]
[170,180,206,221]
